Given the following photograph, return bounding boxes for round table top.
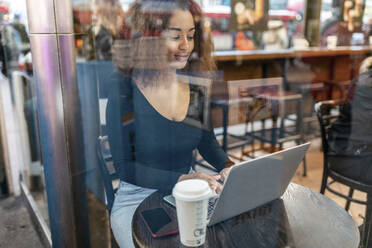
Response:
[132,183,359,248]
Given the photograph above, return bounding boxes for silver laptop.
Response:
[164,142,310,226]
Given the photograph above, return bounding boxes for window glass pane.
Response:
[70,0,372,246]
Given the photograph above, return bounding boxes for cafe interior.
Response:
[4,0,372,247]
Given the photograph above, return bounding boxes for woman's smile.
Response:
[174,54,189,62]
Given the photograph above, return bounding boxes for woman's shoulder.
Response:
[106,70,135,119]
[109,69,134,96]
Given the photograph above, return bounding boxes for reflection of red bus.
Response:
[0,6,8,13]
[0,4,9,22]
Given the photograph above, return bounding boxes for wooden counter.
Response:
[212,46,372,61]
[213,46,372,84]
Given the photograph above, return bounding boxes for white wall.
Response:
[0,74,24,195]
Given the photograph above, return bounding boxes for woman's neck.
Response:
[134,68,178,90]
[158,69,178,89]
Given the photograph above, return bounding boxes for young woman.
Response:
[107,0,232,246]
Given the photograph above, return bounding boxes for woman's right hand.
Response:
[178,173,222,194]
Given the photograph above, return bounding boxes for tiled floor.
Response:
[0,196,43,248]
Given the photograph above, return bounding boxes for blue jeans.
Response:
[110,181,157,248]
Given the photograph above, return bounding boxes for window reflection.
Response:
[68,0,372,247]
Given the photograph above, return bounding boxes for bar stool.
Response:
[287,81,326,140]
[225,78,285,157]
[252,91,303,150]
[239,80,307,176]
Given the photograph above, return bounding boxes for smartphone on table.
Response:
[140,207,179,238]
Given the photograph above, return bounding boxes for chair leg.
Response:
[251,140,256,157]
[344,188,354,211]
[302,156,307,177]
[270,116,278,153]
[320,168,328,194]
[260,119,265,150]
[361,194,372,248]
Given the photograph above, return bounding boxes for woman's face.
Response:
[164,9,195,69]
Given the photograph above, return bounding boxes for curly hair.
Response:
[112,0,216,72]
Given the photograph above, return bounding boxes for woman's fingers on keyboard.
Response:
[212,174,221,180]
[219,168,231,182]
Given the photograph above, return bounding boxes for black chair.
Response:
[96,135,120,212]
[315,100,372,248]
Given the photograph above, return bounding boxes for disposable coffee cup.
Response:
[327,36,338,49]
[173,179,212,247]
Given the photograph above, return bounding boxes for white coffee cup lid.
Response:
[173,179,211,202]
